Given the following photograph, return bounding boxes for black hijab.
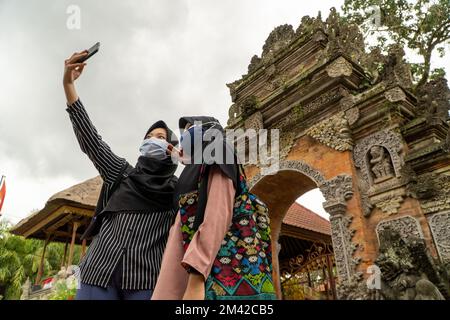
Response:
[174,116,239,230]
[101,121,179,214]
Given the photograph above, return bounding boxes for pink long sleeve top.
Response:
[152,166,235,299]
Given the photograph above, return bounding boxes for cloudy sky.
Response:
[0,0,448,224]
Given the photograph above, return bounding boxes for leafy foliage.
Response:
[342,0,450,87]
[0,221,81,300]
[48,277,77,300]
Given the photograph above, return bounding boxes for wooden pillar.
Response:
[35,234,51,285]
[326,254,337,300]
[81,238,87,259]
[66,221,80,268]
[322,265,329,300]
[61,238,69,268]
[307,270,312,287]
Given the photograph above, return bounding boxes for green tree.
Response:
[0,221,81,299]
[342,0,450,88]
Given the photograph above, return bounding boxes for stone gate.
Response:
[226,8,450,299]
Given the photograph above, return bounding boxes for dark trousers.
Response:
[75,256,153,300]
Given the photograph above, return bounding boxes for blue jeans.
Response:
[76,256,152,300]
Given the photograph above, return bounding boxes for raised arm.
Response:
[63,51,126,183]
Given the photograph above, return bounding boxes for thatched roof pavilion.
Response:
[11,175,103,286]
[11,176,101,243]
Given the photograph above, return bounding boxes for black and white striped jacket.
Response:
[66,98,176,290]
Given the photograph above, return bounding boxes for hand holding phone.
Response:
[167,144,183,163]
[76,42,100,63]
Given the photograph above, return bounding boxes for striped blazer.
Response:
[66,98,176,290]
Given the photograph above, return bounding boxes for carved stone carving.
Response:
[20,278,31,300]
[227,104,242,127]
[244,24,296,74]
[384,87,407,102]
[419,174,450,214]
[380,44,414,89]
[279,131,296,160]
[373,195,405,215]
[247,55,262,74]
[295,13,325,38]
[374,227,449,300]
[405,171,438,200]
[264,65,287,91]
[224,7,450,300]
[428,212,450,263]
[326,56,353,78]
[369,145,395,183]
[336,273,372,300]
[330,214,360,284]
[354,130,405,217]
[376,216,423,243]
[248,160,326,189]
[354,130,404,184]
[239,95,259,118]
[261,24,295,64]
[416,76,450,125]
[324,7,365,63]
[305,111,353,151]
[302,87,346,115]
[361,44,413,88]
[344,107,359,126]
[244,111,264,131]
[444,128,450,153]
[360,191,374,217]
[360,47,386,85]
[320,175,354,212]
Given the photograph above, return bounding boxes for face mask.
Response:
[139,137,169,160]
[180,125,198,151]
[180,125,207,163]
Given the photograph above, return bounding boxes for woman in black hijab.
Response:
[153,116,239,300]
[63,50,179,300]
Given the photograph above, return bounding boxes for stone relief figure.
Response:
[416,76,450,125]
[415,279,445,300]
[373,228,449,300]
[369,145,394,183]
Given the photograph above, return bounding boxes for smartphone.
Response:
[167,144,183,161]
[77,42,100,63]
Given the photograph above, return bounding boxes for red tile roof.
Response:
[282,202,331,235]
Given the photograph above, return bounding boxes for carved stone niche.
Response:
[376,215,424,245]
[353,130,406,216]
[427,211,450,264]
[354,130,404,186]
